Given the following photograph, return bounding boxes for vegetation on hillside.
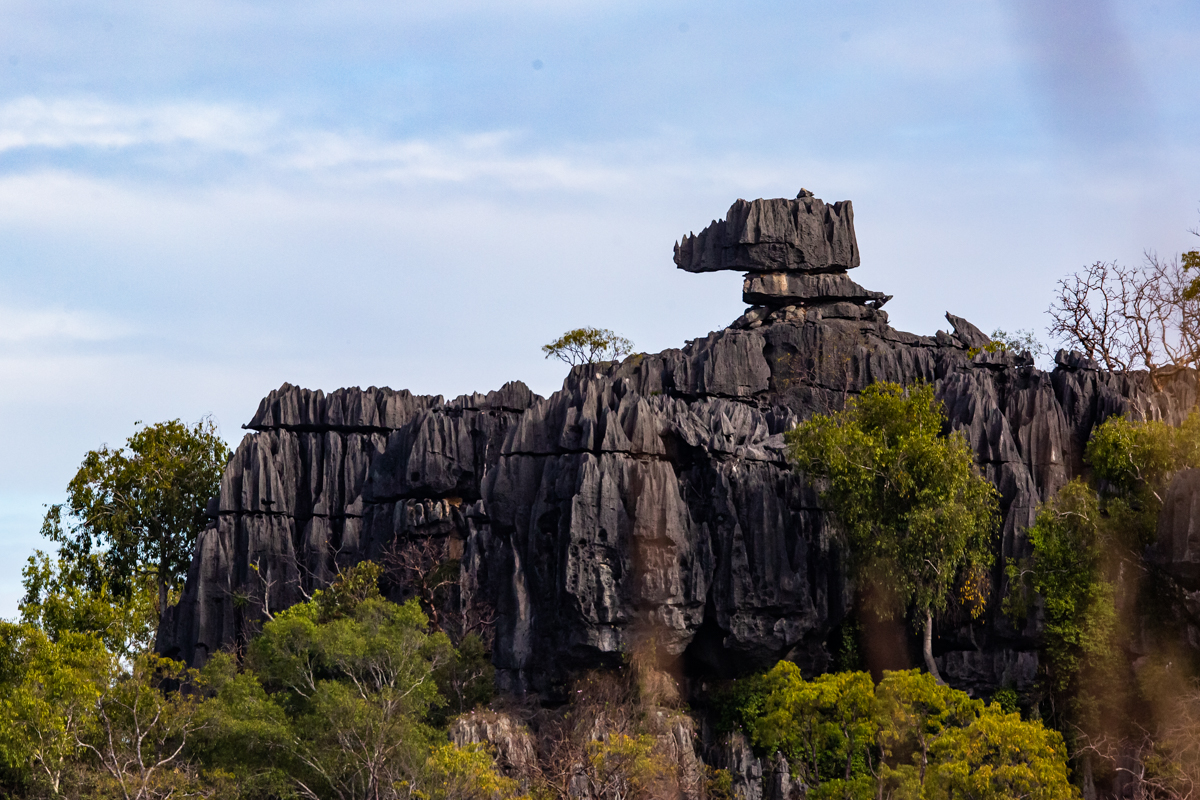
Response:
[787,381,999,682]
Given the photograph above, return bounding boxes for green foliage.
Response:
[1008,412,1200,733]
[311,559,384,621]
[924,705,1077,800]
[19,550,158,659]
[226,576,454,799]
[1011,481,1119,707]
[421,742,526,800]
[972,328,1049,359]
[40,418,229,618]
[736,664,1078,800]
[433,633,495,724]
[787,382,998,645]
[991,687,1020,715]
[0,622,208,799]
[748,663,876,797]
[541,327,633,366]
[712,672,770,735]
[585,733,673,800]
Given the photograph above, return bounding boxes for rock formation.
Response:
[157,190,1200,796]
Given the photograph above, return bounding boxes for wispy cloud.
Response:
[0,97,276,155]
[0,97,652,192]
[0,305,133,344]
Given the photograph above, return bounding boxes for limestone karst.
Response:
[157,192,1200,795]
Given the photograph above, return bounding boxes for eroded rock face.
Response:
[158,192,1200,702]
[156,309,1198,694]
[674,191,859,273]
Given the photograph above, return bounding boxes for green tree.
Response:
[421,742,526,800]
[19,551,158,659]
[542,327,633,367]
[926,704,1076,800]
[0,624,106,797]
[875,669,981,795]
[787,382,999,681]
[218,562,455,800]
[1005,412,1200,738]
[40,418,229,620]
[735,664,1078,800]
[0,623,209,800]
[747,663,876,799]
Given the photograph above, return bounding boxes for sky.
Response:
[1,0,1198,617]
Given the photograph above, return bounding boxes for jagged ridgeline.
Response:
[157,190,1200,701]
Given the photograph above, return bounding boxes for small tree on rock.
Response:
[542,327,632,367]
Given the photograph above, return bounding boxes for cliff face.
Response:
[157,192,1200,699]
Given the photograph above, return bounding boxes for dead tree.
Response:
[1048,254,1200,388]
[382,536,497,647]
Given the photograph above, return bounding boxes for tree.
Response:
[787,381,999,682]
[240,562,454,800]
[40,418,229,620]
[1047,253,1200,386]
[0,624,210,800]
[542,327,633,367]
[1005,412,1200,746]
[747,663,876,797]
[19,551,159,659]
[422,742,526,800]
[734,663,1078,800]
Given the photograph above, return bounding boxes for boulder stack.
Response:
[674,189,892,328]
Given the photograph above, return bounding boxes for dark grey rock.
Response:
[742,272,889,308]
[158,195,1200,735]
[1152,469,1200,589]
[945,313,990,350]
[675,193,859,273]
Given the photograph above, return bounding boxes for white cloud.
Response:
[0,305,133,344]
[0,97,276,155]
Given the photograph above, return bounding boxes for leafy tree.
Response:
[227,562,454,800]
[421,742,526,800]
[736,663,1078,800]
[970,328,1048,360]
[584,733,674,800]
[926,704,1077,800]
[78,653,210,800]
[542,327,633,366]
[875,669,981,794]
[0,624,106,797]
[40,418,229,619]
[19,551,158,659]
[0,623,209,800]
[787,382,999,681]
[747,663,876,798]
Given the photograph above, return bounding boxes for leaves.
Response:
[740,664,1078,800]
[41,418,229,619]
[786,382,999,623]
[541,327,633,366]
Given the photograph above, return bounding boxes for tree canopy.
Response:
[38,418,229,619]
[737,663,1078,800]
[541,327,632,366]
[786,381,999,681]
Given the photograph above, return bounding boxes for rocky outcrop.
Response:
[741,272,889,308]
[159,190,1200,705]
[674,190,859,273]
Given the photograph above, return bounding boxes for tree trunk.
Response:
[158,548,169,623]
[923,609,944,684]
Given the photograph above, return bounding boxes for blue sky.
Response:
[1,0,1198,617]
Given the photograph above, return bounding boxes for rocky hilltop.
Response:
[158,191,1200,707]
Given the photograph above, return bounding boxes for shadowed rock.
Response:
[674,191,859,273]
[742,272,891,308]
